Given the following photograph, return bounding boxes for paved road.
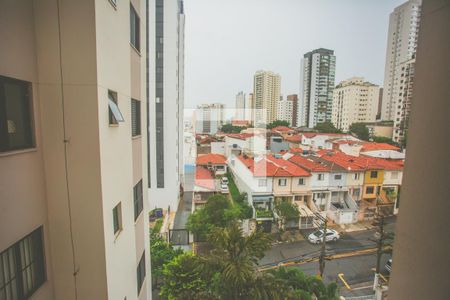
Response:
[294,253,391,297]
[260,217,396,297]
[260,217,396,267]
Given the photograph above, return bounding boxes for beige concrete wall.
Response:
[389,1,450,299]
[34,0,109,298]
[291,176,311,193]
[0,1,54,299]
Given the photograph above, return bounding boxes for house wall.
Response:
[227,155,273,199]
[310,172,331,189]
[225,136,245,157]
[383,170,403,185]
[211,141,225,155]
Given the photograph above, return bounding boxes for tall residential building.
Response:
[298,48,336,128]
[288,94,299,127]
[195,103,224,135]
[252,71,281,126]
[245,93,254,122]
[235,91,246,120]
[332,77,381,132]
[276,95,298,126]
[0,1,150,299]
[148,0,185,211]
[381,0,422,121]
[392,58,415,143]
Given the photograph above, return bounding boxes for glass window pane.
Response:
[108,98,124,123]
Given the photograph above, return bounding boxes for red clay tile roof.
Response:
[319,151,403,171]
[231,120,251,126]
[284,134,302,143]
[272,126,293,132]
[238,155,310,177]
[195,166,215,190]
[361,142,400,152]
[289,146,303,153]
[224,133,254,140]
[288,155,332,172]
[196,153,227,165]
[301,132,351,139]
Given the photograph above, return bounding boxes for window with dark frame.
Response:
[133,179,143,220]
[298,178,305,185]
[108,90,124,125]
[278,178,287,186]
[131,99,141,137]
[130,3,140,51]
[0,227,46,299]
[366,186,375,194]
[370,170,378,178]
[113,203,122,235]
[0,75,34,152]
[136,252,146,294]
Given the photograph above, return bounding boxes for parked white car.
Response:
[308,229,340,244]
[385,259,392,273]
[221,177,229,185]
[220,184,229,194]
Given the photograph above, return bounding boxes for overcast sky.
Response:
[184,0,406,109]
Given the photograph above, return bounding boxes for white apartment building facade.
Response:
[392,58,415,143]
[332,77,380,132]
[195,103,224,135]
[299,48,336,128]
[0,1,151,299]
[381,0,421,121]
[276,96,294,126]
[148,0,185,211]
[252,71,281,126]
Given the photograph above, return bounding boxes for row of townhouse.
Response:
[227,150,403,231]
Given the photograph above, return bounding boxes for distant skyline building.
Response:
[252,70,281,126]
[245,93,254,122]
[298,48,336,128]
[235,91,246,120]
[148,0,185,211]
[381,0,422,121]
[392,58,415,143]
[195,103,225,135]
[332,77,381,132]
[287,94,298,127]
[276,94,298,126]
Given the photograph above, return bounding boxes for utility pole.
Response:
[314,212,328,278]
[375,214,385,274]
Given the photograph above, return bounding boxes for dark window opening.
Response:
[0,75,34,152]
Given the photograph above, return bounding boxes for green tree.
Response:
[150,232,183,289]
[269,267,339,300]
[314,121,342,133]
[160,253,216,300]
[267,120,290,129]
[349,122,370,140]
[274,201,300,231]
[372,135,399,146]
[206,222,273,299]
[186,195,236,239]
[220,123,245,133]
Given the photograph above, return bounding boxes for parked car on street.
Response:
[308,229,340,244]
[385,258,392,273]
[221,177,229,185]
[220,184,229,194]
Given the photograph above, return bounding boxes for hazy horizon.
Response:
[184,0,406,109]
